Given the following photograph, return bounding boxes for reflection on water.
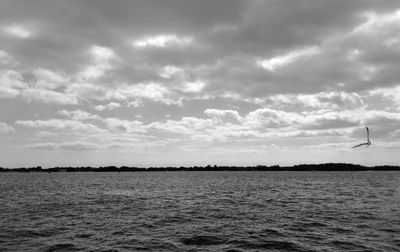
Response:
[1,171,399,251]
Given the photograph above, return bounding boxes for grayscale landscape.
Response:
[0,0,399,251]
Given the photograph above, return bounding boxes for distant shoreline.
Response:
[1,163,399,172]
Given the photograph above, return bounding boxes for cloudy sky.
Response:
[1,0,400,167]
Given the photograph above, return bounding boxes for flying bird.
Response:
[352,126,371,148]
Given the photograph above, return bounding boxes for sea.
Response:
[1,171,399,251]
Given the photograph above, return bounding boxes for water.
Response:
[1,171,399,251]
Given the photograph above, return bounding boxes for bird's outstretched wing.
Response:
[366,126,369,142]
[352,142,368,148]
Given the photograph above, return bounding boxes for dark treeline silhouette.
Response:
[0,163,399,172]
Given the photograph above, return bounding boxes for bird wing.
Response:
[352,142,368,148]
[366,126,369,142]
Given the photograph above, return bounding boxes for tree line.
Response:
[0,163,399,172]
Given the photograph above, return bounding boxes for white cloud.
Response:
[0,86,19,98]
[103,117,145,133]
[65,81,176,105]
[111,83,173,104]
[91,45,115,62]
[353,10,400,35]
[1,68,78,104]
[299,112,361,130]
[204,109,243,124]
[1,64,78,105]
[21,88,78,105]
[94,102,121,111]
[2,24,32,38]
[148,117,213,135]
[159,65,184,79]
[268,91,365,111]
[127,100,143,108]
[384,37,400,49]
[0,70,28,98]
[0,70,27,89]
[0,122,15,133]
[58,110,102,121]
[368,85,400,109]
[80,65,108,80]
[143,106,383,143]
[364,110,400,121]
[245,108,301,128]
[27,141,100,151]
[15,119,103,133]
[0,50,18,66]
[158,65,205,93]
[77,45,115,80]
[258,46,320,71]
[33,68,69,90]
[65,82,107,101]
[181,81,206,93]
[133,34,192,48]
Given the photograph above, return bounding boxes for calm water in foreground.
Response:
[1,171,399,252]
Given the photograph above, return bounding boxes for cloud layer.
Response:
[1,0,400,167]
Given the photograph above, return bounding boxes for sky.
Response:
[1,0,400,167]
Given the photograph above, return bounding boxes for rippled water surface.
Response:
[1,171,400,251]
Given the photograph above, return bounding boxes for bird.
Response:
[352,126,371,148]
